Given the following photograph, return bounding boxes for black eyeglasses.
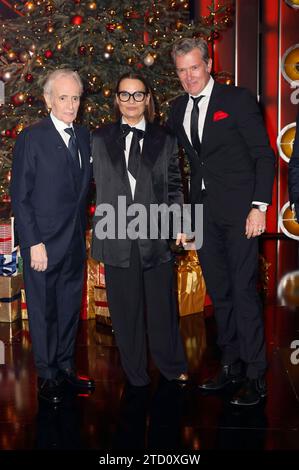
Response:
[117,91,147,102]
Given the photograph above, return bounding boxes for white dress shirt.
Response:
[182,78,267,207]
[50,112,82,168]
[122,116,146,198]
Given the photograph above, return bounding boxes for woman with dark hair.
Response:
[91,72,188,387]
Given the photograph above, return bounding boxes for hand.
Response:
[30,243,48,271]
[245,209,266,239]
[175,233,187,246]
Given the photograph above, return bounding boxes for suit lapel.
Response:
[103,122,133,202]
[74,125,91,199]
[201,82,222,157]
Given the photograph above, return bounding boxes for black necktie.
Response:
[64,127,81,170]
[190,96,204,156]
[121,124,145,179]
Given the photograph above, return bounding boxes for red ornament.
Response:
[88,204,96,217]
[106,23,116,32]
[136,63,144,69]
[5,129,11,137]
[44,49,53,59]
[11,128,17,139]
[2,194,11,203]
[24,73,34,83]
[70,15,84,25]
[78,45,87,55]
[11,93,25,106]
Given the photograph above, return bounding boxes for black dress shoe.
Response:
[58,368,95,390]
[38,378,62,405]
[230,377,267,406]
[198,362,244,391]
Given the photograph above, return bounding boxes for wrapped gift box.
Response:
[0,217,16,254]
[0,274,23,322]
[0,252,18,277]
[94,285,111,326]
[175,250,206,316]
[81,229,106,320]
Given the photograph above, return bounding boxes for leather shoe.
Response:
[38,378,62,405]
[58,368,95,390]
[198,362,244,391]
[230,377,267,406]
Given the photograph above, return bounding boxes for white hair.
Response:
[43,69,83,96]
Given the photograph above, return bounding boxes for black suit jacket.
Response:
[10,116,91,264]
[167,82,276,221]
[288,109,299,218]
[91,121,183,268]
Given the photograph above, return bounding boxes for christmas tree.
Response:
[0,0,233,202]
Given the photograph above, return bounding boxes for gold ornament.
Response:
[151,40,159,48]
[278,270,299,309]
[105,43,114,53]
[144,53,154,66]
[277,123,297,162]
[88,2,97,10]
[25,1,35,11]
[35,55,43,66]
[127,57,136,65]
[279,202,299,240]
[116,23,124,31]
[56,42,62,51]
[176,19,184,30]
[7,50,17,61]
[284,0,299,8]
[282,44,299,84]
[19,51,29,62]
[102,87,112,98]
[47,23,54,33]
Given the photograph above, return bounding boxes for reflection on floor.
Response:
[1,237,299,451]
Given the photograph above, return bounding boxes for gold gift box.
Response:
[94,285,112,326]
[0,274,23,322]
[176,250,206,316]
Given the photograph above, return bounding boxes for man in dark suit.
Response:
[167,38,275,406]
[11,69,94,404]
[288,109,299,219]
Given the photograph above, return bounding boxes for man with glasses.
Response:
[167,37,275,406]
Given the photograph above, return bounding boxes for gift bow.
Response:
[0,252,18,276]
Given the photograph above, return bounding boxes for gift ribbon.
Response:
[0,292,21,302]
[0,237,12,242]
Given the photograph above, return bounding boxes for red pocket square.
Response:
[213,110,229,121]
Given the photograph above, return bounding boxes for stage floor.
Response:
[1,237,299,451]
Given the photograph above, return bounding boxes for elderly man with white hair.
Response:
[11,69,94,404]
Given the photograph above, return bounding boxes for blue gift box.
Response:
[0,252,18,277]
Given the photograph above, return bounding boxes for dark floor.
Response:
[1,238,299,452]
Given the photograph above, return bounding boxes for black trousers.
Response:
[104,242,187,386]
[198,203,266,379]
[23,232,85,379]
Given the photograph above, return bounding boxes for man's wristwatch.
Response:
[251,203,268,212]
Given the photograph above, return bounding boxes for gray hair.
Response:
[171,38,210,65]
[43,69,83,96]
